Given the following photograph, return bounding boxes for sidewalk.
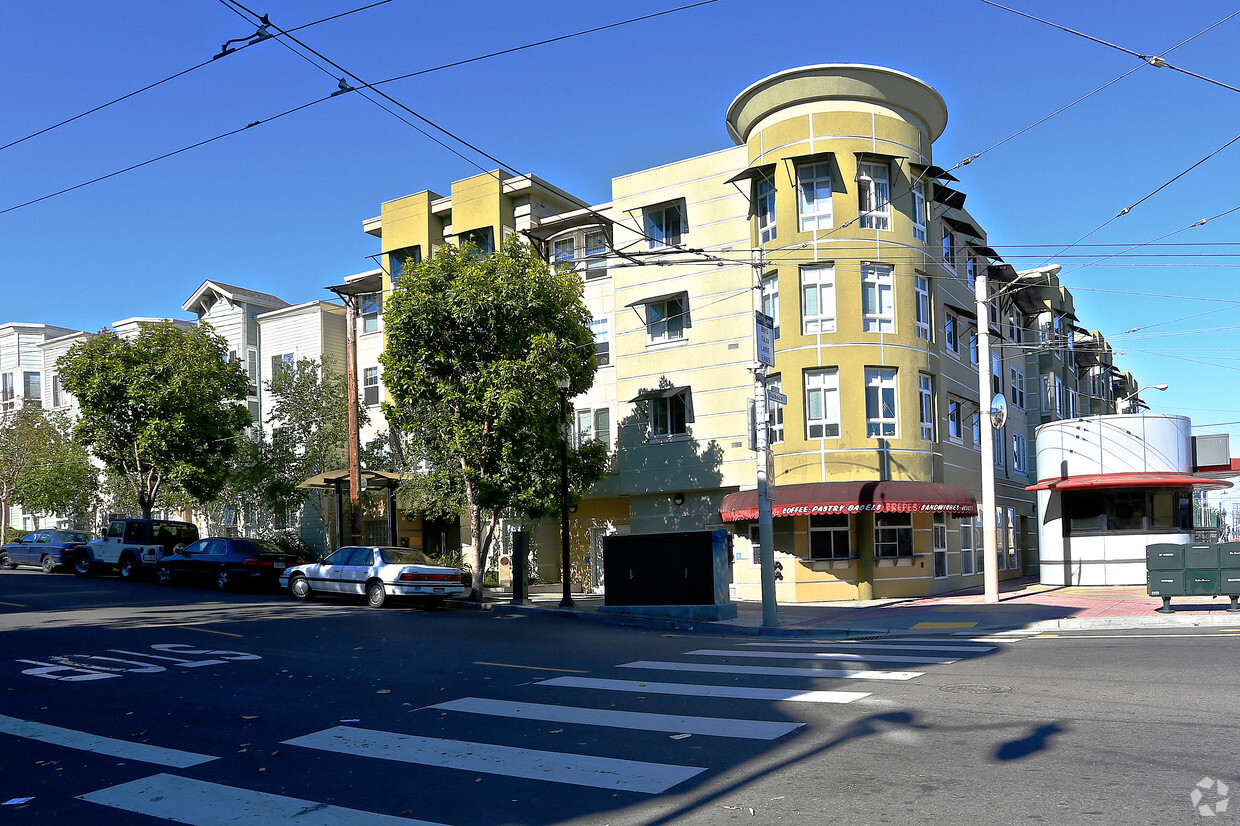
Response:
[472,578,1240,637]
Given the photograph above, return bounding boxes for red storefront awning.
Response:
[1025,472,1233,492]
[719,481,978,522]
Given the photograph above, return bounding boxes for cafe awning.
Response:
[719,481,978,522]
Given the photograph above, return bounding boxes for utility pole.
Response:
[752,249,778,627]
[975,266,1000,604]
[328,286,364,548]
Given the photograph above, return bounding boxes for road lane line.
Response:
[0,601,27,607]
[620,660,923,681]
[686,649,958,665]
[179,626,244,637]
[473,661,590,673]
[741,641,995,654]
[0,715,215,767]
[283,726,704,794]
[540,676,870,704]
[430,697,802,740]
[80,774,435,825]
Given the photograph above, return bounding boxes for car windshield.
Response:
[153,524,197,544]
[379,549,435,565]
[237,540,289,556]
[59,532,92,543]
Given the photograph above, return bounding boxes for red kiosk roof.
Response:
[719,481,978,522]
[1025,471,1233,492]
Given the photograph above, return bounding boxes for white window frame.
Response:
[650,390,688,438]
[645,201,684,249]
[645,294,688,345]
[575,407,612,450]
[993,427,1005,469]
[1010,367,1026,410]
[809,514,851,560]
[948,397,964,442]
[945,311,959,356]
[800,264,836,334]
[861,263,894,333]
[757,178,776,243]
[960,517,976,575]
[362,366,380,406]
[919,374,935,442]
[874,513,913,558]
[857,161,890,231]
[805,368,840,439]
[991,351,1002,396]
[912,180,927,242]
[797,161,833,231]
[1013,431,1028,474]
[762,273,780,339]
[360,293,382,334]
[942,228,956,272]
[914,275,931,341]
[969,325,979,365]
[589,317,610,367]
[933,514,948,579]
[865,368,897,438]
[768,375,785,445]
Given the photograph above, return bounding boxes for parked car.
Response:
[155,537,304,591]
[74,518,200,579]
[1,529,96,573]
[280,546,465,608]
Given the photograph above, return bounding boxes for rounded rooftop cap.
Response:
[725,64,949,146]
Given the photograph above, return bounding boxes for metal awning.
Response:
[1026,472,1232,492]
[629,385,690,403]
[944,303,978,321]
[523,211,609,242]
[724,163,776,186]
[854,151,902,163]
[326,271,383,296]
[909,162,959,182]
[944,217,982,239]
[624,291,685,309]
[719,481,978,522]
[300,469,406,490]
[932,184,967,210]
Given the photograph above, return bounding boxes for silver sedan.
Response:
[280,546,465,608]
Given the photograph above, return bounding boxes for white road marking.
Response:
[686,648,959,665]
[540,676,870,704]
[620,660,923,681]
[0,714,215,767]
[80,774,433,825]
[1024,632,1240,640]
[284,726,705,794]
[429,697,802,740]
[742,641,995,653]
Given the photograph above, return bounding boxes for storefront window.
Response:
[874,513,913,558]
[809,514,851,560]
[1063,488,1191,535]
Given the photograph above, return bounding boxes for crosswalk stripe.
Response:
[0,714,215,768]
[284,726,705,794]
[429,697,801,740]
[619,660,923,681]
[80,773,433,825]
[540,676,870,704]
[686,649,959,665]
[741,641,995,654]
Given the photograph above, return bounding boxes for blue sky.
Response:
[3,0,1238,481]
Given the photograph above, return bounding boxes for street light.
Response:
[1120,383,1169,413]
[555,375,574,608]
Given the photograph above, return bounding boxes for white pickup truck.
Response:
[73,518,200,580]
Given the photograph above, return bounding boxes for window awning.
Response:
[523,211,608,242]
[791,151,835,167]
[1026,472,1233,492]
[724,163,776,186]
[854,151,902,163]
[933,184,967,210]
[909,162,959,182]
[944,302,978,321]
[624,291,684,309]
[970,245,1002,261]
[629,385,689,403]
[944,217,982,239]
[719,481,978,522]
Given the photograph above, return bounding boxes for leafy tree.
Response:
[380,236,609,600]
[0,406,61,545]
[12,410,97,528]
[58,322,251,519]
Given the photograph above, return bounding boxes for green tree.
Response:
[12,410,97,528]
[58,322,251,519]
[380,236,608,600]
[0,406,60,545]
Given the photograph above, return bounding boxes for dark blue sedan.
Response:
[154,537,305,591]
[1,529,96,573]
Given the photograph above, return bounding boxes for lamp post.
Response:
[556,375,574,608]
[1120,383,1169,413]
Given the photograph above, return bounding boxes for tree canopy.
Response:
[380,236,608,599]
[58,322,251,519]
[0,406,95,544]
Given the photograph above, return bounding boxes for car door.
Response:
[13,532,41,565]
[26,531,53,565]
[315,548,355,593]
[333,547,374,595]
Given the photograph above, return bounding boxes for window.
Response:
[960,517,975,575]
[645,294,687,344]
[809,514,850,560]
[388,245,421,286]
[801,264,836,334]
[865,368,897,438]
[460,227,494,256]
[1013,431,1028,474]
[767,375,784,445]
[575,408,611,449]
[805,368,840,438]
[23,372,40,402]
[360,293,382,334]
[966,256,975,288]
[1054,376,1065,417]
[270,353,294,380]
[2,372,14,410]
[948,397,964,441]
[589,317,610,367]
[247,349,259,387]
[874,513,912,558]
[942,228,956,271]
[991,352,1002,396]
[1006,506,1019,570]
[919,374,935,441]
[945,311,959,355]
[645,202,684,249]
[650,390,688,437]
[553,229,609,278]
[861,264,894,332]
[914,276,930,340]
[1064,488,1191,535]
[995,506,1007,570]
[969,326,979,364]
[912,180,927,241]
[857,161,890,230]
[1042,374,1055,415]
[993,427,1005,469]
[1010,368,1025,410]
[762,274,780,339]
[553,236,575,267]
[933,514,948,578]
[757,178,776,242]
[583,229,608,277]
[363,366,379,406]
[798,161,833,231]
[1067,387,1078,418]
[1008,308,1024,343]
[971,411,981,449]
[51,375,66,408]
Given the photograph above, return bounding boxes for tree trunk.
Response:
[467,499,484,602]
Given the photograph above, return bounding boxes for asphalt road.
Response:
[0,568,1237,825]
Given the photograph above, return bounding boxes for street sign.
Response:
[766,388,788,405]
[755,311,775,367]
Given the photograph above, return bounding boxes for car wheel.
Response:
[118,554,138,580]
[0,553,16,570]
[73,553,94,577]
[289,575,313,600]
[41,555,57,574]
[216,571,231,591]
[155,567,173,586]
[366,580,387,608]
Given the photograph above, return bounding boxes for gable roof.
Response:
[182,280,290,315]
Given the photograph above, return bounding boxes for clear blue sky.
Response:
[3,0,1238,476]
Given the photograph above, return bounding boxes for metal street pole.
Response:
[975,267,1000,604]
[558,385,574,608]
[752,249,778,627]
